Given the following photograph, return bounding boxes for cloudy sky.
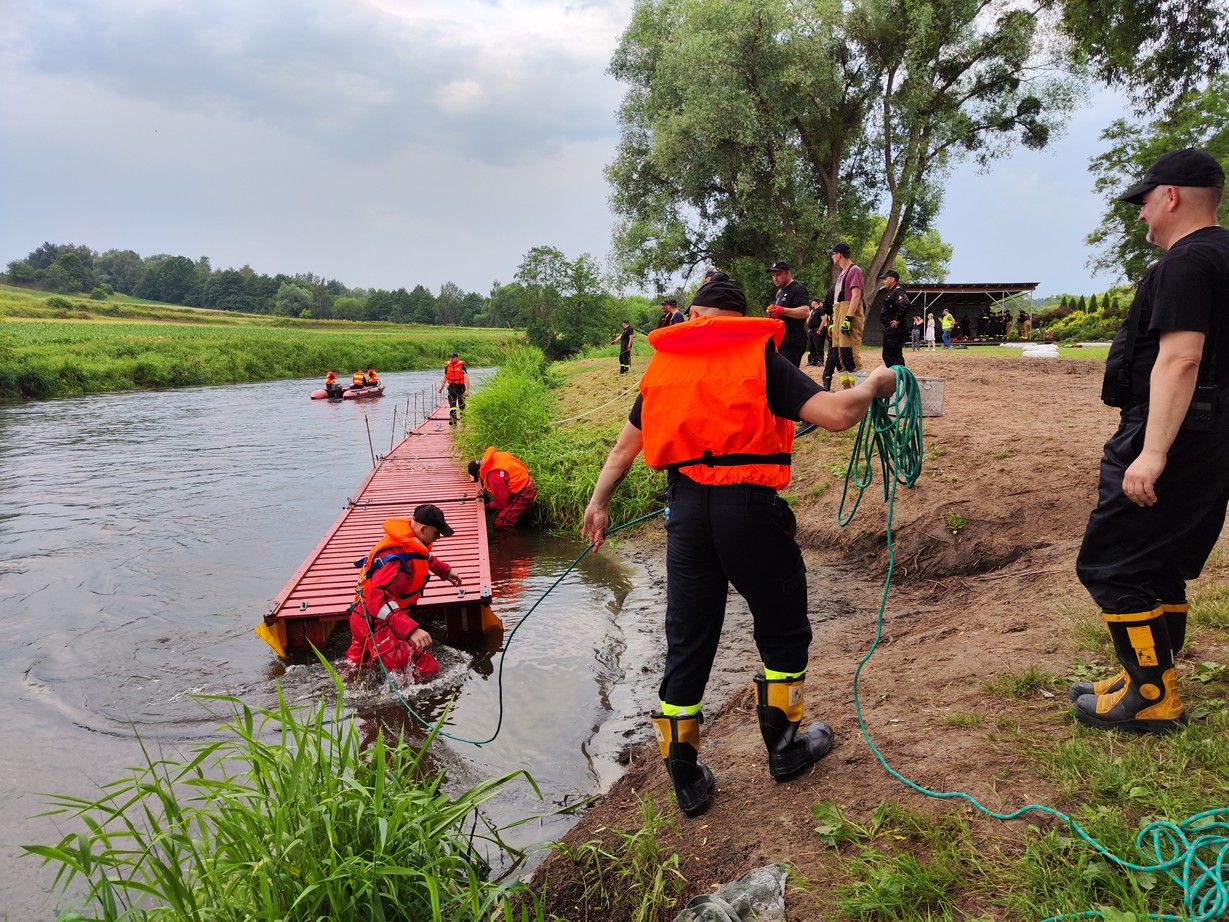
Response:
[1,0,1129,300]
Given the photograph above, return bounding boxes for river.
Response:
[0,370,662,920]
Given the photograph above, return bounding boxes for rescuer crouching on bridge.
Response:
[582,275,897,818]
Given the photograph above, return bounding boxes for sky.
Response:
[0,0,1131,301]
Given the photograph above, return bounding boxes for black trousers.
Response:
[660,478,810,706]
[779,333,806,368]
[1076,406,1229,612]
[881,337,906,368]
[822,343,839,386]
[806,330,826,365]
[618,348,631,372]
[446,383,466,410]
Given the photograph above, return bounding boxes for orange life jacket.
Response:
[444,358,466,384]
[325,371,337,385]
[353,520,433,616]
[641,316,793,490]
[365,368,378,384]
[477,446,532,494]
[352,371,366,386]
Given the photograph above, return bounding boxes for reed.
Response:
[23,662,558,921]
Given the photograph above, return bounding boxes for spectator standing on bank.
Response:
[925,312,936,351]
[829,243,865,388]
[657,298,685,329]
[941,309,955,348]
[878,270,912,368]
[911,314,923,351]
[806,297,827,367]
[766,260,810,367]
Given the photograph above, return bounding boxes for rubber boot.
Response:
[651,711,716,818]
[1074,608,1186,733]
[754,674,834,782]
[1068,602,1187,700]
[449,407,458,427]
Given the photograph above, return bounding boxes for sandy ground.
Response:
[529,349,1229,921]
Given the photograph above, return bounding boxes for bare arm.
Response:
[797,365,896,430]
[848,285,863,317]
[1122,329,1205,506]
[779,305,809,320]
[582,420,645,548]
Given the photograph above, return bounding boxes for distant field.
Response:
[0,285,523,399]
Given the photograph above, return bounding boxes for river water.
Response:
[0,370,662,920]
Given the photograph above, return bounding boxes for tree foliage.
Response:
[1086,75,1229,283]
[515,246,616,359]
[607,0,1075,293]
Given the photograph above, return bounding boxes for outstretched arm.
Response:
[582,420,644,549]
[797,365,896,431]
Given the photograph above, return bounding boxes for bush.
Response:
[1046,309,1121,342]
[89,287,108,301]
[44,296,73,310]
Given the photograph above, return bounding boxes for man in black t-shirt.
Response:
[767,260,810,367]
[611,320,634,374]
[1072,148,1229,734]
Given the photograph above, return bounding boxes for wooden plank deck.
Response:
[256,401,493,656]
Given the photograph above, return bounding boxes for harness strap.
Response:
[667,450,791,473]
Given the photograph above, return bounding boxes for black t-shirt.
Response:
[619,326,633,349]
[1104,226,1229,403]
[774,279,810,341]
[628,343,822,428]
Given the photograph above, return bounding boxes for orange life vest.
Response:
[444,357,466,384]
[478,446,532,494]
[325,371,337,385]
[353,520,433,615]
[352,371,366,387]
[641,316,793,490]
[365,368,378,385]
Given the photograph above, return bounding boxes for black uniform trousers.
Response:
[778,332,807,369]
[881,335,906,369]
[446,383,466,411]
[807,329,826,366]
[659,477,810,706]
[1076,405,1229,612]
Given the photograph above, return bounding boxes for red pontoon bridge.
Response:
[255,401,496,657]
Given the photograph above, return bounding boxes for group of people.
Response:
[347,148,1228,825]
[322,368,379,398]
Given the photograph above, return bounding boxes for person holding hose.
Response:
[581,275,897,818]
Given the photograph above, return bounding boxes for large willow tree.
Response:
[607,0,1077,296]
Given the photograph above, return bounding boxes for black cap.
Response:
[879,269,900,280]
[830,242,852,256]
[413,503,454,537]
[449,351,459,358]
[467,460,481,482]
[662,298,678,307]
[691,277,748,314]
[767,260,790,273]
[1120,148,1225,205]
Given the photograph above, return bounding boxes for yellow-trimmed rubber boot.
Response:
[1068,601,1187,701]
[650,711,716,818]
[1074,609,1187,733]
[754,673,834,781]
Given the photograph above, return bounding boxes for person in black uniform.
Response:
[767,260,810,367]
[1072,148,1229,734]
[805,297,827,367]
[582,276,898,817]
[611,319,634,374]
[877,270,912,368]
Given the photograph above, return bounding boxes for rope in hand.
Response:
[362,509,664,746]
[842,365,1229,922]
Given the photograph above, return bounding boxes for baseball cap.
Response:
[767,260,790,273]
[1120,148,1225,205]
[830,242,852,256]
[879,269,900,280]
[413,503,454,538]
[449,351,459,358]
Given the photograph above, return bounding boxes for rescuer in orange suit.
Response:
[324,370,344,399]
[439,352,470,425]
[351,370,366,388]
[365,367,379,386]
[581,276,897,818]
[347,504,462,676]
[468,446,536,530]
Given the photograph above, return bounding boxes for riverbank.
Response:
[530,351,1229,921]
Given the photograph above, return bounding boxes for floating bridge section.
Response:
[256,401,492,657]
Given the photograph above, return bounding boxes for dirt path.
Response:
[531,351,1221,920]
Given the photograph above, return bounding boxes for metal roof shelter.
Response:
[863,281,1039,344]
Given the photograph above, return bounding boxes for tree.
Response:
[274,282,312,317]
[483,282,529,328]
[435,282,465,326]
[406,285,436,325]
[5,260,37,284]
[1052,0,1229,108]
[96,249,145,295]
[332,296,366,321]
[138,255,200,305]
[607,0,1074,292]
[515,246,615,359]
[1087,293,1098,312]
[1085,75,1229,283]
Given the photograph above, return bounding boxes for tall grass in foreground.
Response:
[458,346,667,531]
[24,663,560,921]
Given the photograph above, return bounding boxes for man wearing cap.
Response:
[878,270,912,368]
[346,504,463,674]
[439,352,470,425]
[657,298,685,329]
[1070,148,1229,734]
[766,261,810,367]
[581,276,898,818]
[829,243,865,388]
[611,320,635,374]
[469,447,536,530]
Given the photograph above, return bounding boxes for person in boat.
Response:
[351,370,366,389]
[468,447,536,530]
[346,504,462,673]
[365,367,379,387]
[324,370,344,399]
[438,352,470,426]
[581,275,897,818]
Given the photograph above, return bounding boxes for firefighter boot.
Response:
[651,711,716,818]
[1068,602,1187,700]
[754,674,834,782]
[1074,608,1187,733]
[449,406,458,427]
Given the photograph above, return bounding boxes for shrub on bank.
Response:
[1045,309,1120,342]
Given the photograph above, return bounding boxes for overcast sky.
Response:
[0,0,1130,300]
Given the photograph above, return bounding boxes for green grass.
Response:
[0,285,523,399]
[24,659,559,921]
